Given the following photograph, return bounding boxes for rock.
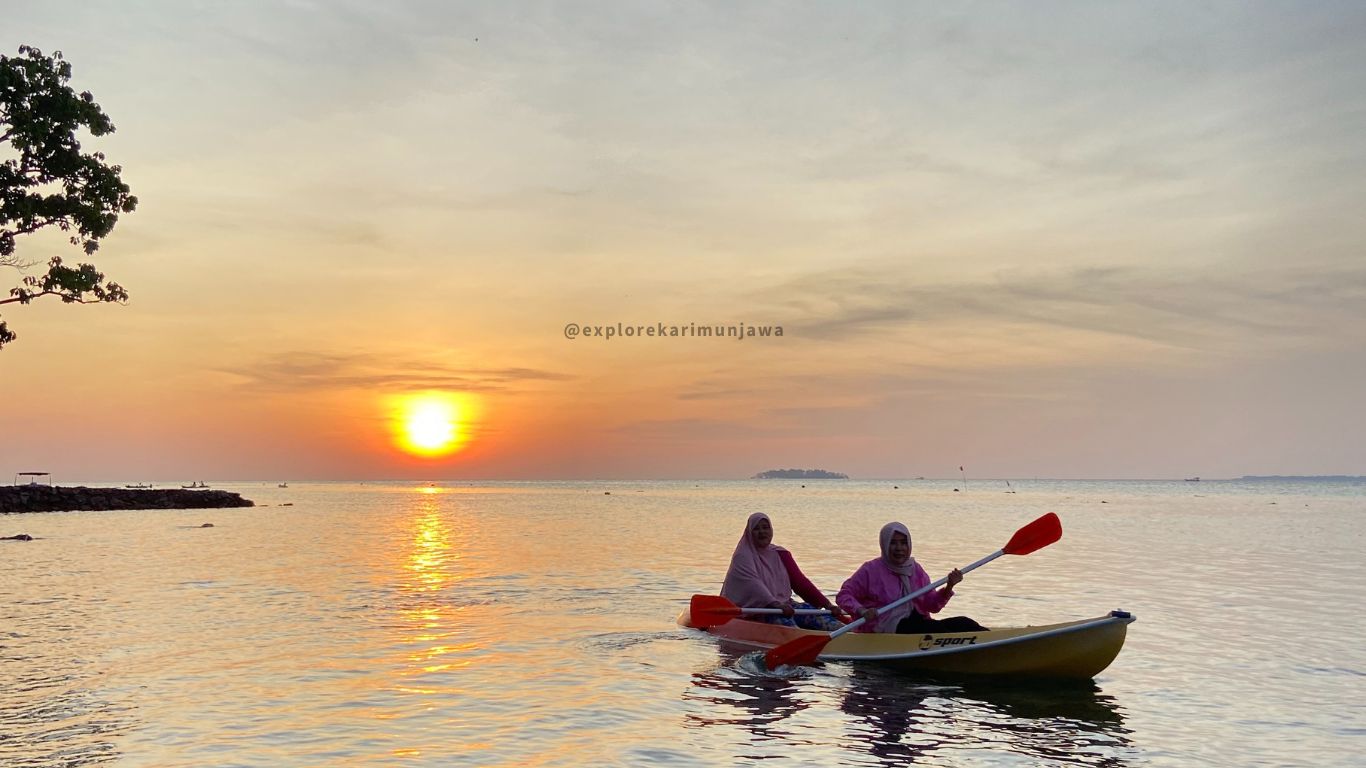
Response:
[0,486,255,513]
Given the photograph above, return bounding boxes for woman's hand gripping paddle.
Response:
[689,595,836,628]
[763,512,1063,670]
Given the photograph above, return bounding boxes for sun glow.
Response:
[388,392,477,458]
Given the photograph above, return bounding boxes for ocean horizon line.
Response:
[37,475,1366,485]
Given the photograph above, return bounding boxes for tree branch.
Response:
[0,290,111,306]
[4,216,65,237]
[1,255,37,269]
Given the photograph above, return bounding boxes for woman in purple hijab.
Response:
[721,512,850,630]
[837,522,988,634]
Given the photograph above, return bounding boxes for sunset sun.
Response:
[388,393,477,458]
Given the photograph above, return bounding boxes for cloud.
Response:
[609,417,793,441]
[225,351,571,393]
[768,263,1366,352]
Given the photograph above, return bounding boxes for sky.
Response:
[2,1,1365,481]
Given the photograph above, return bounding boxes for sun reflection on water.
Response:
[406,499,457,593]
[374,492,536,760]
[391,496,482,688]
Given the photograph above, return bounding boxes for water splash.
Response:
[735,651,814,679]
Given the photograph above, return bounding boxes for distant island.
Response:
[753,469,849,480]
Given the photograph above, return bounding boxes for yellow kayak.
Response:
[678,608,1135,680]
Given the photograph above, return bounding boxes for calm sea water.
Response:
[2,479,1363,767]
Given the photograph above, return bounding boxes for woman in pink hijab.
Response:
[721,512,850,629]
[836,522,988,634]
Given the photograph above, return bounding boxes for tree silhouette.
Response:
[1,45,137,348]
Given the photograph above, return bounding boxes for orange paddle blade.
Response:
[1003,512,1062,556]
[689,594,743,628]
[764,634,829,669]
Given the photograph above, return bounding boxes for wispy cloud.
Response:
[768,263,1366,352]
[609,417,794,441]
[226,351,571,393]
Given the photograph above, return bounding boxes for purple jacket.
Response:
[836,558,953,633]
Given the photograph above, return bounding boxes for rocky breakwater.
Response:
[0,485,255,513]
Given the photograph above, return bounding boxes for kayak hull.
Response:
[679,609,1135,680]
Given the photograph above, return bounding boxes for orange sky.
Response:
[3,4,1365,480]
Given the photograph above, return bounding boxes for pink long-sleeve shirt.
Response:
[836,558,953,633]
[777,549,834,609]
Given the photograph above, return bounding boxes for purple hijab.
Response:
[720,512,792,608]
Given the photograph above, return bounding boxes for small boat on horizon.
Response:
[124,483,153,489]
[278,482,288,488]
[1184,477,1200,482]
[182,481,210,489]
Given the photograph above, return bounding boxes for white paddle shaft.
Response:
[740,607,833,616]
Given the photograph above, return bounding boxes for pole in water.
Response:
[960,465,967,492]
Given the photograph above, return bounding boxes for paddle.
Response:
[689,594,838,629]
[763,512,1063,669]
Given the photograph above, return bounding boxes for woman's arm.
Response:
[913,563,954,614]
[836,563,871,615]
[838,565,883,627]
[777,549,832,608]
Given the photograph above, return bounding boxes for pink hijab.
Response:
[876,521,919,630]
[720,512,792,608]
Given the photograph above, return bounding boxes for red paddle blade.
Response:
[1003,512,1062,555]
[764,634,830,669]
[689,594,743,628]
